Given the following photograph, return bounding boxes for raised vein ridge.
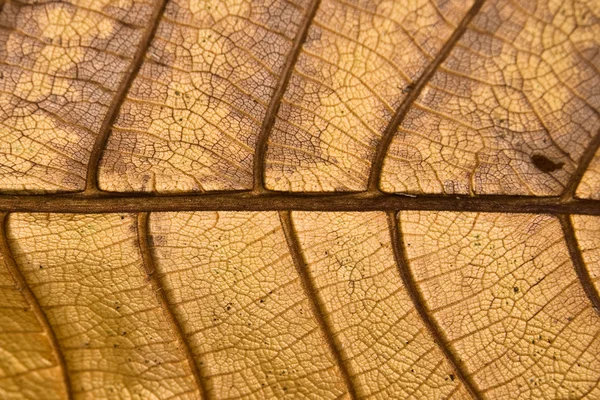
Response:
[253,0,322,192]
[279,211,359,399]
[387,212,483,400]
[84,0,170,193]
[559,215,600,313]
[367,0,487,191]
[561,128,600,201]
[0,192,599,215]
[0,212,72,399]
[136,212,210,399]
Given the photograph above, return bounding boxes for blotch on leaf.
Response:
[531,154,564,173]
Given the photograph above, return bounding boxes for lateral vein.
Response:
[0,212,73,399]
[84,0,170,193]
[136,212,210,399]
[279,211,359,399]
[387,212,483,400]
[367,0,487,191]
[561,128,600,201]
[558,215,600,313]
[253,0,322,192]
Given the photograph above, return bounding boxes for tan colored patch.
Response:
[571,215,600,294]
[401,212,600,398]
[8,214,202,399]
[0,252,67,399]
[0,0,152,192]
[382,0,600,195]
[98,0,308,192]
[265,0,474,191]
[294,211,464,398]
[576,147,600,199]
[149,212,347,398]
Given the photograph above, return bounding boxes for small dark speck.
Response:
[449,374,455,381]
[531,154,564,173]
[402,83,415,94]
[513,287,519,293]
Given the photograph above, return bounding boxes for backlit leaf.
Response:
[0,0,599,399]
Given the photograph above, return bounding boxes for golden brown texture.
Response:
[577,148,600,199]
[571,215,600,296]
[381,0,600,195]
[0,224,66,399]
[293,212,464,398]
[0,0,599,399]
[265,0,474,191]
[401,212,600,398]
[149,212,347,398]
[98,0,310,192]
[8,213,202,399]
[0,0,154,193]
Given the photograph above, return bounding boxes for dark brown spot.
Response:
[531,154,564,173]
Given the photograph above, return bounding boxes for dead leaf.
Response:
[0,0,599,398]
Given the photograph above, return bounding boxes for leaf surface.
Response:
[0,0,599,399]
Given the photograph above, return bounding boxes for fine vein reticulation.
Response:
[561,128,600,201]
[1,0,599,397]
[366,0,487,192]
[559,215,600,313]
[84,0,169,193]
[279,211,359,399]
[0,213,72,399]
[253,0,323,192]
[136,212,209,399]
[387,212,482,400]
